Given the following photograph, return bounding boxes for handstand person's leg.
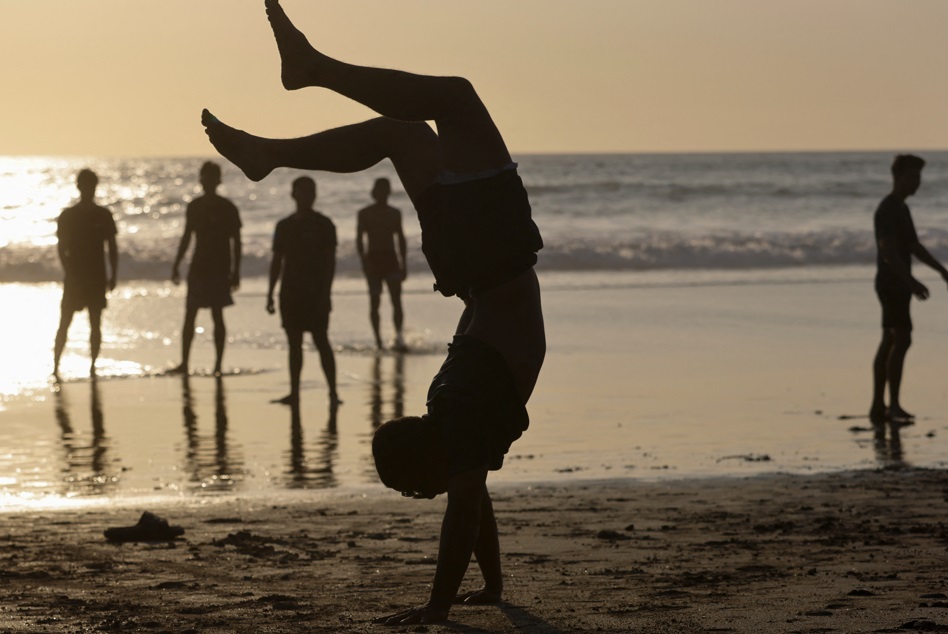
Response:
[203,114,439,204]
[263,0,510,173]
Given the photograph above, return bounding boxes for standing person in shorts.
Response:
[170,161,242,376]
[267,176,340,406]
[869,154,948,423]
[201,1,544,624]
[53,169,119,379]
[357,177,407,350]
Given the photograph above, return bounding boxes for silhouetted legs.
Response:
[212,307,227,375]
[279,328,338,406]
[367,275,404,349]
[870,327,912,422]
[203,1,512,200]
[171,306,228,376]
[54,307,103,378]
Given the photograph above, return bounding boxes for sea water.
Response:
[2,152,947,509]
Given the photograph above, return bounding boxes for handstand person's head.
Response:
[372,416,449,499]
[200,161,222,192]
[371,177,391,203]
[292,176,317,209]
[76,169,98,200]
[891,154,925,196]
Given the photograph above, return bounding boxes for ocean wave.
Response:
[5,229,948,282]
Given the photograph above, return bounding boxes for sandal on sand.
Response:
[104,511,185,543]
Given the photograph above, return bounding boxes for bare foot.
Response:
[330,392,343,407]
[272,394,298,406]
[201,109,273,182]
[887,406,915,423]
[167,364,188,376]
[264,0,324,90]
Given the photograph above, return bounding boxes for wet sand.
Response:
[1,468,947,633]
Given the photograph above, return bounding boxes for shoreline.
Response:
[1,467,947,632]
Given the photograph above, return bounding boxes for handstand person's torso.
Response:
[463,268,545,404]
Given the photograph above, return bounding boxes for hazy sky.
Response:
[3,0,948,156]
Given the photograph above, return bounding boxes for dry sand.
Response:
[1,468,947,633]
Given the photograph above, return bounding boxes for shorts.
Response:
[426,335,529,478]
[364,252,402,296]
[186,272,234,310]
[876,283,912,331]
[61,279,107,313]
[280,294,331,334]
[415,168,543,300]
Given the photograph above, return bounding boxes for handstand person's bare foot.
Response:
[201,109,273,182]
[264,0,325,90]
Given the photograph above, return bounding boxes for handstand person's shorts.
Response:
[415,169,543,300]
[876,282,912,331]
[425,335,529,479]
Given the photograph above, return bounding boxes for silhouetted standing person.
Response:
[267,176,339,406]
[357,177,407,350]
[869,154,948,423]
[53,169,118,379]
[170,162,242,376]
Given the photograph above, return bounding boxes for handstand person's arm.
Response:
[455,483,502,605]
[375,468,488,625]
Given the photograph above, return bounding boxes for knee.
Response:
[444,76,478,103]
[893,329,912,350]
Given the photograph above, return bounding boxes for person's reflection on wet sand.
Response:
[872,419,906,467]
[180,374,241,492]
[369,351,406,430]
[286,402,339,488]
[52,379,114,495]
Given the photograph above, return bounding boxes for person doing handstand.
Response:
[201,0,545,625]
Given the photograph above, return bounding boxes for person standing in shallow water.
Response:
[170,162,242,376]
[53,169,118,379]
[869,154,948,424]
[200,0,544,624]
[357,177,407,350]
[267,176,340,406]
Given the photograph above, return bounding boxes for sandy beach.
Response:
[2,268,948,632]
[0,468,946,633]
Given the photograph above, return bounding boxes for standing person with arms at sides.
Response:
[267,176,340,407]
[170,161,242,376]
[201,0,544,624]
[53,169,118,380]
[357,177,408,351]
[870,154,948,424]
